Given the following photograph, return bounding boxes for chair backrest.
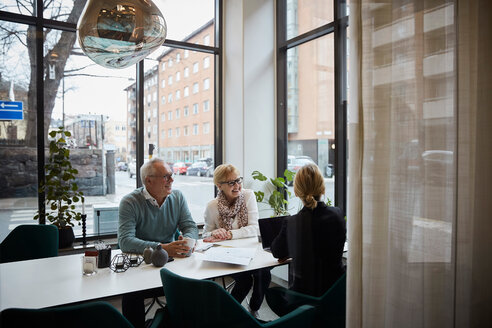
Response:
[0,301,133,328]
[0,224,58,263]
[160,268,259,328]
[317,272,346,327]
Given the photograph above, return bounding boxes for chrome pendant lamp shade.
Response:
[77,0,167,69]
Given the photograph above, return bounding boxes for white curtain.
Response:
[347,0,492,327]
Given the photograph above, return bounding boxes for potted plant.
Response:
[34,127,84,248]
[251,169,295,217]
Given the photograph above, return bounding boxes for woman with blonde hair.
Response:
[203,164,271,318]
[266,163,346,316]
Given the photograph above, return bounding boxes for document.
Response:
[202,247,256,266]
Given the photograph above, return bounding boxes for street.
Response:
[0,171,335,241]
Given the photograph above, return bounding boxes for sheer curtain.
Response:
[347,0,492,327]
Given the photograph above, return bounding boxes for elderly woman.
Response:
[203,164,271,317]
[266,163,346,316]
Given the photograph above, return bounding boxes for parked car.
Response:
[186,161,209,176]
[117,162,128,171]
[422,150,453,186]
[173,162,188,175]
[288,156,315,173]
[287,155,316,185]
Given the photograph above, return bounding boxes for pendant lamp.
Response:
[77,0,167,69]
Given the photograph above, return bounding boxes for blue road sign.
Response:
[0,101,23,120]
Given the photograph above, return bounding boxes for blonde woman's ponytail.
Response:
[293,163,325,209]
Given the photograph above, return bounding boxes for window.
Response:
[184,67,189,77]
[0,2,220,242]
[184,106,189,117]
[193,124,199,135]
[203,122,210,134]
[176,71,181,81]
[278,0,347,213]
[203,78,210,90]
[176,90,181,100]
[184,125,189,136]
[168,111,173,120]
[203,100,210,112]
[193,62,199,73]
[168,75,173,85]
[176,108,180,119]
[193,83,199,94]
[193,103,199,114]
[203,34,210,46]
[184,86,189,97]
[168,129,172,137]
[203,57,210,69]
[176,127,180,137]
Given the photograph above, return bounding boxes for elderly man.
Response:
[118,157,198,327]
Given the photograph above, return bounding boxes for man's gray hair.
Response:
[140,157,167,186]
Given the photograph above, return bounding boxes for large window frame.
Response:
[0,0,223,242]
[276,0,348,213]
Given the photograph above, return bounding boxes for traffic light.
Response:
[149,143,155,158]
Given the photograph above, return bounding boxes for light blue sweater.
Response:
[118,188,198,253]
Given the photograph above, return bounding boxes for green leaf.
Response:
[252,170,267,181]
[49,131,57,138]
[284,169,295,181]
[254,191,264,203]
[270,177,285,188]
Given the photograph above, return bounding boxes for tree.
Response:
[0,0,87,147]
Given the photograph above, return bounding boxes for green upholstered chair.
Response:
[0,301,165,328]
[266,273,346,328]
[0,224,58,263]
[159,268,316,328]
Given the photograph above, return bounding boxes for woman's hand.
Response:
[212,228,229,240]
[203,228,232,242]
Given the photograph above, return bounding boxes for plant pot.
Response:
[58,226,75,249]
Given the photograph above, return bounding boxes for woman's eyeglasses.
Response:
[220,177,243,186]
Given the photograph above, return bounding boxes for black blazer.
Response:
[271,202,346,297]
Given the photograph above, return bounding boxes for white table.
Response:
[0,237,284,311]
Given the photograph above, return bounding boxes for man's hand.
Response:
[161,239,190,258]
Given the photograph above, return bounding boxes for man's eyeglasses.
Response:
[149,173,174,181]
[220,177,243,186]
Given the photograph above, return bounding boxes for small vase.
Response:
[58,226,75,249]
[151,245,169,267]
[143,246,154,264]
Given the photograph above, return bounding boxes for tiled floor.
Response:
[104,276,282,324]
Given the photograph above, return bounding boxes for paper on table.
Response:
[203,247,256,266]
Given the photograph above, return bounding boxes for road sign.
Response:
[0,101,23,120]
